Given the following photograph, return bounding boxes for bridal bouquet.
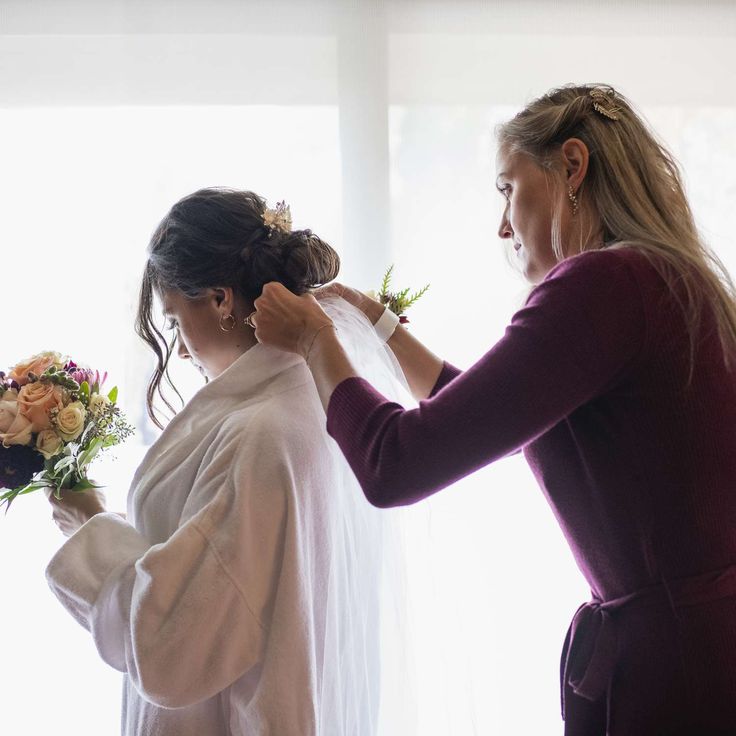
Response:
[0,351,133,510]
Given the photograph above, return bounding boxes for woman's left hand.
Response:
[48,487,107,537]
[253,282,334,357]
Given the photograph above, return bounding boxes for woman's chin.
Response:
[522,260,552,285]
[190,361,209,379]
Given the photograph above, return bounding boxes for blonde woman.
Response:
[251,85,736,735]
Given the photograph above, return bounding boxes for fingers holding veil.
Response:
[252,282,333,356]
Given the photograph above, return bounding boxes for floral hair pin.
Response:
[262,200,293,236]
[589,87,621,121]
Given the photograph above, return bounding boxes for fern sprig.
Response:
[379,265,394,299]
[376,265,430,319]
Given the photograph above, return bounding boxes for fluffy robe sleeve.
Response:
[326,249,648,507]
[46,420,290,709]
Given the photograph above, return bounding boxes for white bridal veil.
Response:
[313,295,419,734]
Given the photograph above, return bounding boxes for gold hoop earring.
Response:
[219,313,236,332]
[568,186,579,217]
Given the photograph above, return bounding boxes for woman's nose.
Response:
[176,334,190,360]
[498,209,513,240]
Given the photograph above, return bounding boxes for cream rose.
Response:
[8,351,64,386]
[88,393,111,417]
[17,382,65,432]
[0,411,33,447]
[55,401,87,442]
[36,429,64,459]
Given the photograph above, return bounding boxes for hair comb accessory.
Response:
[262,200,293,236]
[589,87,621,121]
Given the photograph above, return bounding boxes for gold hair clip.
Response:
[262,200,293,235]
[589,88,621,121]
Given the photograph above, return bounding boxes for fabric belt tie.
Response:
[560,563,736,720]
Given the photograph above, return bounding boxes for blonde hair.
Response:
[497,83,736,376]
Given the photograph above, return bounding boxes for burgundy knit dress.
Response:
[326,247,736,735]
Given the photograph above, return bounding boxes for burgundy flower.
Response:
[0,444,44,490]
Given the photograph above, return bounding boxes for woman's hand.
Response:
[48,487,107,538]
[315,283,385,325]
[253,282,335,357]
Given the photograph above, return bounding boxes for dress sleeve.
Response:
[46,424,290,709]
[326,250,649,507]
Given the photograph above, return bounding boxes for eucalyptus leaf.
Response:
[107,386,118,404]
[53,456,76,473]
[17,482,51,496]
[58,468,77,491]
[77,437,104,469]
[79,422,95,445]
[71,478,102,493]
[102,434,119,448]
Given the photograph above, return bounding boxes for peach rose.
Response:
[17,382,65,431]
[0,389,20,434]
[8,351,64,387]
[56,401,86,442]
[36,429,64,459]
[0,410,33,447]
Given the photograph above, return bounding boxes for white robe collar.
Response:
[129,345,306,521]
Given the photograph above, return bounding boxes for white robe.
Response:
[46,343,386,735]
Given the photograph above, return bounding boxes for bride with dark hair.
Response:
[45,188,409,736]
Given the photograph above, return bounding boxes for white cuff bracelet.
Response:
[374,307,400,342]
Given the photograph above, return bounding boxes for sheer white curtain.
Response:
[2,2,736,734]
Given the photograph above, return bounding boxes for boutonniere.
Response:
[371,265,429,324]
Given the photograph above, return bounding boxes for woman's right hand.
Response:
[48,486,107,537]
[315,283,385,325]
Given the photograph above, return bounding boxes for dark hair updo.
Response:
[136,187,340,427]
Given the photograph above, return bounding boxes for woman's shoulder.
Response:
[533,244,667,309]
[547,244,658,282]
[218,382,327,458]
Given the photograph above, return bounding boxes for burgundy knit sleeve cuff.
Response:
[429,361,462,397]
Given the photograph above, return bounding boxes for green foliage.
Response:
[377,264,430,317]
[77,437,104,471]
[71,478,102,493]
[0,480,53,512]
[39,368,80,393]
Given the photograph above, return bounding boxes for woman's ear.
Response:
[211,287,235,313]
[560,137,590,191]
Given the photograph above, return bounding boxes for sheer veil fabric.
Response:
[316,296,418,733]
[320,297,481,734]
